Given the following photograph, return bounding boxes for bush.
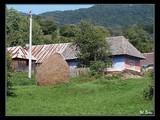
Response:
[6,53,15,96]
[143,84,153,101]
[143,69,154,78]
[143,70,154,101]
[90,61,106,77]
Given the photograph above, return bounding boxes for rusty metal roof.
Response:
[27,43,79,63]
[7,46,37,60]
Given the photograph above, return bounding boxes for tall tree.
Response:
[59,24,80,38]
[18,17,45,46]
[6,8,45,47]
[6,8,22,47]
[40,17,59,35]
[74,20,111,67]
[122,24,153,52]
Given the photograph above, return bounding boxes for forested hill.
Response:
[38,4,153,27]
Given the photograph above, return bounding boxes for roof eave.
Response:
[112,54,146,59]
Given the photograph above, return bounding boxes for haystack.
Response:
[36,53,70,86]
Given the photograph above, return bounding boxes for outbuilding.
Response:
[140,52,154,72]
[7,46,37,72]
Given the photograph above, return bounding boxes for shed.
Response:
[7,46,37,72]
[140,52,154,71]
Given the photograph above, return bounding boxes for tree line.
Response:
[6,8,153,53]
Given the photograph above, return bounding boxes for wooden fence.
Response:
[69,67,90,77]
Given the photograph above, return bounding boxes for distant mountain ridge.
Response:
[19,4,153,28]
[38,4,153,27]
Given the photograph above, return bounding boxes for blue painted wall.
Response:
[66,59,78,68]
[112,56,125,70]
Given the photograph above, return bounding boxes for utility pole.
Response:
[28,11,32,78]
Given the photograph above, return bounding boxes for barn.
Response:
[7,46,37,72]
[26,43,79,69]
[106,36,145,73]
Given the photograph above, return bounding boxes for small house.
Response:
[140,52,154,72]
[7,46,37,72]
[106,36,145,73]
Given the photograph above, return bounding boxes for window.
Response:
[130,61,135,69]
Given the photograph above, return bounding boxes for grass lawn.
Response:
[6,72,154,116]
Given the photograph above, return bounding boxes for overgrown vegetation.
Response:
[6,72,154,115]
[122,24,153,52]
[6,53,14,96]
[143,69,154,101]
[11,72,36,86]
[6,8,45,47]
[90,61,112,77]
[74,20,111,70]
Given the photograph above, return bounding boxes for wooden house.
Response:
[7,46,37,72]
[106,36,145,73]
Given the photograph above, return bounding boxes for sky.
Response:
[6,4,94,15]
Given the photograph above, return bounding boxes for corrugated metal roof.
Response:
[106,36,145,59]
[62,43,80,60]
[28,43,78,63]
[7,46,37,60]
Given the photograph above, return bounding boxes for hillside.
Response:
[38,4,153,27]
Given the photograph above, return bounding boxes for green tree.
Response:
[59,24,80,38]
[6,8,45,47]
[40,17,59,35]
[50,24,80,43]
[18,17,45,46]
[6,8,22,47]
[6,52,14,96]
[138,23,153,34]
[122,24,153,52]
[34,15,43,24]
[74,20,111,68]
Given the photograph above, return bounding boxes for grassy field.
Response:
[6,72,154,116]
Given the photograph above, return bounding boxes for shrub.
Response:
[143,84,153,101]
[90,61,107,77]
[6,53,15,96]
[143,70,154,101]
[143,69,154,78]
